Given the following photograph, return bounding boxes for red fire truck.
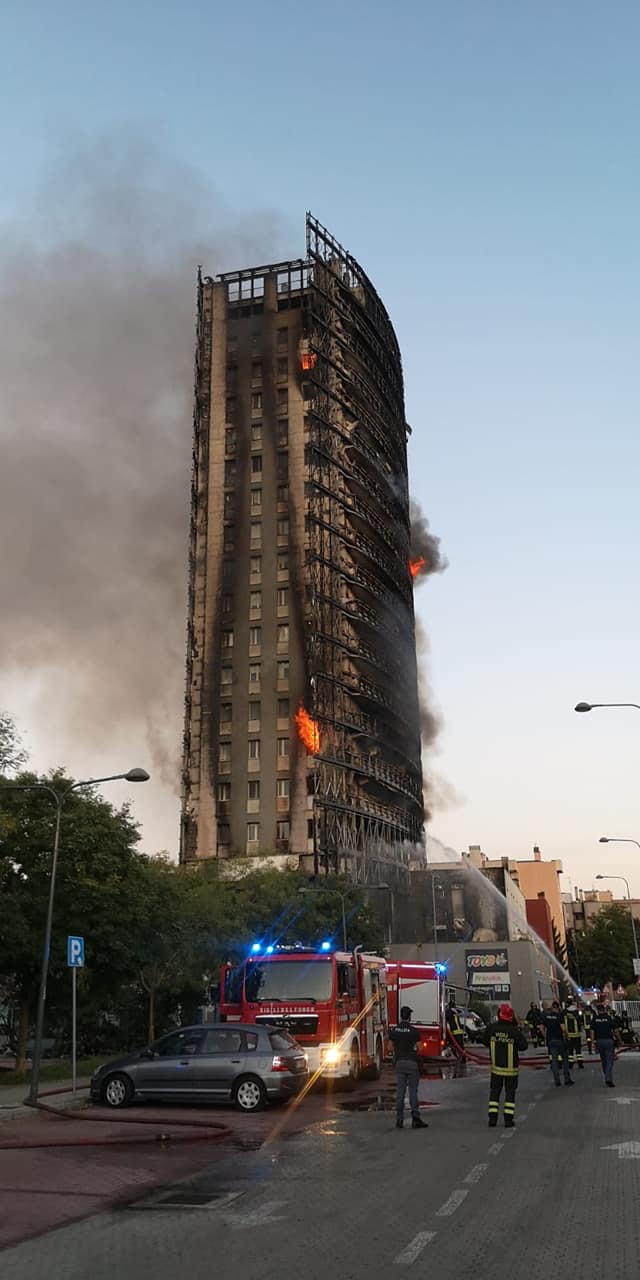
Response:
[219,944,388,1085]
[386,961,448,1062]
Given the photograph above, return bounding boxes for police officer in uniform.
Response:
[541,1000,574,1087]
[483,1003,528,1128]
[564,1002,584,1069]
[389,1006,428,1129]
[592,1002,621,1087]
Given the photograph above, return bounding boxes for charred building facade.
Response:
[180,215,424,881]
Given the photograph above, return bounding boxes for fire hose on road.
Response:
[443,1029,624,1070]
[0,1085,234,1150]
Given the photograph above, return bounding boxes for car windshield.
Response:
[245,959,332,1003]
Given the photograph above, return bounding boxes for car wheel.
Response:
[101,1073,134,1109]
[364,1036,383,1080]
[234,1075,267,1112]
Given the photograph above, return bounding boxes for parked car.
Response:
[458,1008,486,1044]
[90,1023,308,1113]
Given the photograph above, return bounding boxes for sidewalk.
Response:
[0,1079,91,1122]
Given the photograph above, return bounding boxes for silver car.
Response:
[90,1023,308,1113]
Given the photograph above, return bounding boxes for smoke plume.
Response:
[0,131,286,787]
[409,501,448,581]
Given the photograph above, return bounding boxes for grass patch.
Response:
[0,1055,120,1087]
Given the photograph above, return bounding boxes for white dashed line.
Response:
[503,1128,515,1139]
[464,1164,488,1184]
[535,1092,544,1101]
[488,1142,503,1156]
[393,1232,437,1265]
[436,1189,469,1217]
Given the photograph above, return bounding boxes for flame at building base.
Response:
[296,704,321,754]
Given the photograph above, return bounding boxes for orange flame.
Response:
[295,705,320,754]
[301,351,317,371]
[409,557,427,579]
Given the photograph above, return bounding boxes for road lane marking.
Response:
[488,1142,503,1156]
[227,1199,287,1227]
[503,1128,515,1139]
[464,1164,488,1184]
[610,1097,639,1106]
[436,1190,469,1217]
[602,1142,640,1160]
[534,1092,544,1101]
[393,1232,436,1265]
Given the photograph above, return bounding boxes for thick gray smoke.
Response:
[0,133,286,787]
[409,501,448,580]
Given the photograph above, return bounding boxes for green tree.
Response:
[0,713,27,774]
[571,905,635,990]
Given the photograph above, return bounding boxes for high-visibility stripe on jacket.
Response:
[565,1011,581,1037]
[483,1020,528,1077]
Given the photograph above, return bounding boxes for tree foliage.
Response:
[568,905,635,990]
[0,772,387,1061]
[0,713,27,775]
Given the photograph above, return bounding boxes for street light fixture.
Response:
[575,702,640,713]
[595,872,640,964]
[1,768,150,1102]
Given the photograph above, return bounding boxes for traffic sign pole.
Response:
[72,966,77,1097]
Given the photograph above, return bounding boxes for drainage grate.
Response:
[131,1188,245,1211]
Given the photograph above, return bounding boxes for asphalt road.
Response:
[3,1055,640,1280]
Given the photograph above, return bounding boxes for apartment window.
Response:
[225,427,236,453]
[276,820,290,842]
[277,484,288,504]
[277,623,289,649]
[277,454,288,482]
[247,822,260,844]
[248,780,260,801]
[224,528,235,553]
[251,391,263,414]
[276,778,290,799]
[220,666,233,685]
[276,326,288,350]
[250,555,262,579]
[307,818,314,840]
[251,423,262,446]
[277,699,289,721]
[251,455,262,476]
[220,704,232,731]
[251,334,262,355]
[277,738,289,758]
[250,521,262,548]
[277,518,289,540]
[277,588,288,610]
[276,388,288,414]
[224,460,236,485]
[219,743,231,763]
[276,420,288,447]
[222,594,233,615]
[249,625,261,649]
[276,356,288,380]
[248,701,261,729]
[224,492,234,516]
[277,660,289,683]
[277,552,289,575]
[217,782,231,802]
[225,396,237,423]
[250,488,262,511]
[251,361,263,386]
[248,740,261,763]
[218,823,230,845]
[249,663,261,686]
[249,592,261,618]
[221,630,234,650]
[226,336,238,357]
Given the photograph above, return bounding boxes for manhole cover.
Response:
[132,1188,245,1211]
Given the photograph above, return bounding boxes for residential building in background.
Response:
[180,215,424,882]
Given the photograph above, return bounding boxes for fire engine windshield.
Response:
[245,959,332,1003]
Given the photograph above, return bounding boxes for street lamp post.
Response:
[575,702,640,713]
[1,768,149,1103]
[595,865,640,964]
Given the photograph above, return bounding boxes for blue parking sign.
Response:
[67,936,85,967]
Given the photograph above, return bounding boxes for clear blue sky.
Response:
[3,1,640,893]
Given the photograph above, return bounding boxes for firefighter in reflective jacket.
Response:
[483,1003,528,1128]
[564,1003,584,1069]
[446,998,465,1058]
[582,1003,595,1052]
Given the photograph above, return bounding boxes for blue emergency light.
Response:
[320,940,331,952]
[435,963,446,974]
[266,945,274,954]
[251,942,261,954]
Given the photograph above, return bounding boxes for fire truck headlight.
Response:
[322,1046,342,1065]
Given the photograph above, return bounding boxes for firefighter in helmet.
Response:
[564,1001,584,1069]
[582,1002,595,1053]
[446,996,465,1059]
[483,1003,528,1128]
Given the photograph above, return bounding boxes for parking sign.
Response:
[67,936,85,968]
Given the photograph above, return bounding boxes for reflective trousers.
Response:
[396,1060,420,1120]
[549,1040,571,1083]
[567,1035,583,1066]
[488,1072,517,1123]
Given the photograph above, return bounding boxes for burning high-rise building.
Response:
[180,215,424,881]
